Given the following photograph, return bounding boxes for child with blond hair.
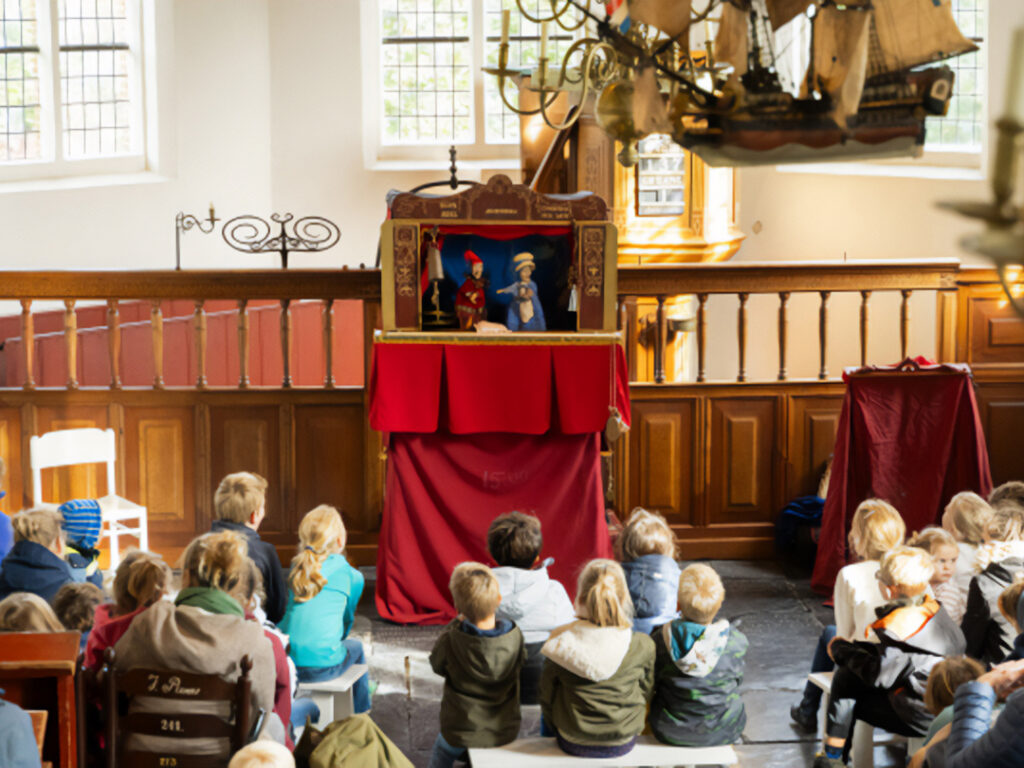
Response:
[616,507,681,634]
[0,592,65,632]
[228,741,295,768]
[814,546,966,768]
[943,490,993,592]
[429,561,525,768]
[908,526,966,623]
[0,507,74,602]
[792,499,906,731]
[962,502,1024,666]
[540,559,655,758]
[649,563,747,747]
[279,505,369,710]
[210,472,286,624]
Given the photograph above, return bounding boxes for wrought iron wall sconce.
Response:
[174,204,219,270]
[222,213,342,269]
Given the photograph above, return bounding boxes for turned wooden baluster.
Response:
[654,296,667,384]
[900,290,912,359]
[151,300,164,389]
[64,299,78,390]
[777,292,789,381]
[859,290,871,367]
[237,299,250,389]
[817,291,831,380]
[737,293,749,383]
[107,299,121,389]
[194,300,208,389]
[20,299,34,390]
[281,299,293,388]
[323,298,335,389]
[696,293,708,383]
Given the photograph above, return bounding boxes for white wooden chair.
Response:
[295,663,369,726]
[30,427,148,569]
[808,671,924,768]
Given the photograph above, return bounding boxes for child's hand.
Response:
[978,658,1024,700]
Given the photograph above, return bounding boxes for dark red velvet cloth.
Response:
[375,431,613,624]
[811,364,992,593]
[369,342,630,434]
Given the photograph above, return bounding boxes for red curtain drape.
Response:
[375,432,613,624]
[811,365,992,593]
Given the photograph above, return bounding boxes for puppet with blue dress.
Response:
[498,252,546,331]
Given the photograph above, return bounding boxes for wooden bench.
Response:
[295,663,368,725]
[808,671,924,768]
[468,735,738,767]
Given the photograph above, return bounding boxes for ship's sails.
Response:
[870,0,977,73]
[764,0,813,30]
[715,1,750,77]
[630,0,693,38]
[812,5,872,126]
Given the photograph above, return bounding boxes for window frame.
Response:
[361,0,518,170]
[0,0,147,183]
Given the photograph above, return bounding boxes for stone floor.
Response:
[349,559,913,768]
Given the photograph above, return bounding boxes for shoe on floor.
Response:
[790,703,818,733]
[813,753,845,768]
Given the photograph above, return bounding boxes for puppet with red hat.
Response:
[455,250,488,330]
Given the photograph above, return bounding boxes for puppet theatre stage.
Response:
[369,339,629,624]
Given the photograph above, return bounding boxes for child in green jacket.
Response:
[429,562,525,768]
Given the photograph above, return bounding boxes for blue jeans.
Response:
[289,697,320,729]
[428,732,467,768]
[800,624,837,710]
[295,637,371,713]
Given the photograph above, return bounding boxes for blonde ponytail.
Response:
[575,559,633,629]
[290,505,345,603]
[11,507,63,548]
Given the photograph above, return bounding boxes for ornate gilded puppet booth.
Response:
[371,175,629,624]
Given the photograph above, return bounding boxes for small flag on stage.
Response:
[605,0,631,32]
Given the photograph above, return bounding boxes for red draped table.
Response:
[811,360,992,593]
[369,337,630,624]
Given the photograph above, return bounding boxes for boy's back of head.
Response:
[228,741,295,768]
[450,562,501,624]
[989,481,1024,512]
[52,581,105,632]
[877,545,934,596]
[486,512,542,569]
[677,563,724,625]
[214,472,268,525]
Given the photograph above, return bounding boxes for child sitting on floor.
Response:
[791,498,906,731]
[51,581,105,650]
[962,502,1024,666]
[85,549,172,669]
[0,508,74,602]
[648,563,747,747]
[540,559,655,758]
[279,505,370,711]
[998,575,1024,660]
[617,507,681,635]
[909,526,966,624]
[0,592,65,632]
[58,499,104,590]
[943,491,993,594]
[429,562,525,768]
[905,656,987,768]
[228,741,295,768]
[210,472,287,624]
[814,545,966,768]
[488,511,574,704]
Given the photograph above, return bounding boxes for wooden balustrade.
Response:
[618,260,959,384]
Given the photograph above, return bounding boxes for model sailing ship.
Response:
[676,0,978,165]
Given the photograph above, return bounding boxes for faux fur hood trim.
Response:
[540,619,633,682]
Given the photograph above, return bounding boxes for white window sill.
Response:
[775,160,984,182]
[368,157,521,173]
[0,170,171,195]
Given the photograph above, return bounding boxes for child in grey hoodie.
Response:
[488,512,575,703]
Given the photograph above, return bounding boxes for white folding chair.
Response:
[30,427,148,569]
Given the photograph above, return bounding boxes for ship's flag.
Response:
[605,0,631,32]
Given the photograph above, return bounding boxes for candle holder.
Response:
[221,213,341,269]
[174,206,219,270]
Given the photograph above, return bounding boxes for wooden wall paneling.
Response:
[33,406,111,503]
[707,396,778,526]
[975,382,1024,486]
[786,393,844,500]
[280,403,296,532]
[362,300,384,534]
[0,407,23,515]
[626,393,699,527]
[123,406,195,548]
[961,286,1024,367]
[208,404,282,533]
[194,402,212,537]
